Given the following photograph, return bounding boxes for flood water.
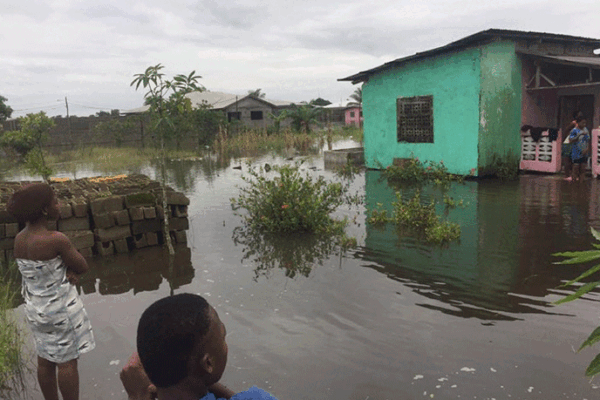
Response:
[7,145,600,400]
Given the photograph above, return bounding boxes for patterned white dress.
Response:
[17,256,95,363]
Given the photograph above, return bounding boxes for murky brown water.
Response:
[7,147,600,400]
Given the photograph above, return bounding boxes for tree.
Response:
[0,95,13,121]
[131,64,205,255]
[248,89,266,99]
[286,104,322,133]
[349,86,362,105]
[95,111,110,117]
[310,97,331,107]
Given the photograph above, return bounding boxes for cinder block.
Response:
[156,206,164,219]
[94,225,131,242]
[169,217,189,232]
[93,212,114,229]
[63,230,94,250]
[0,224,5,239]
[58,217,90,232]
[114,238,129,254]
[173,205,188,218]
[95,241,114,256]
[166,191,190,206]
[5,223,19,238]
[124,193,156,208]
[172,230,187,244]
[90,195,124,214]
[58,203,73,219]
[0,210,17,224]
[133,233,147,249]
[143,207,156,219]
[0,238,15,250]
[113,210,130,226]
[131,219,161,235]
[129,207,144,221]
[79,247,93,258]
[146,232,159,246]
[71,200,89,217]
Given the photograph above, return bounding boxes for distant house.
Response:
[123,91,295,129]
[339,29,600,176]
[319,101,363,127]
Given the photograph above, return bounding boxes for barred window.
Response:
[250,111,263,120]
[397,95,433,143]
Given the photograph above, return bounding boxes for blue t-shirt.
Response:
[200,386,279,400]
[569,127,590,161]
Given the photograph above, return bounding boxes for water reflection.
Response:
[81,244,194,295]
[359,170,597,321]
[232,226,343,280]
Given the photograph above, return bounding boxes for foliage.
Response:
[248,89,266,99]
[443,194,465,209]
[382,156,464,186]
[0,260,29,398]
[266,111,289,135]
[191,106,225,147]
[214,128,318,158]
[367,190,461,245]
[92,117,138,147]
[231,163,348,234]
[553,227,600,377]
[0,130,36,156]
[95,109,120,117]
[349,86,362,105]
[285,104,322,133]
[310,97,332,106]
[24,149,53,179]
[0,95,13,121]
[486,152,520,181]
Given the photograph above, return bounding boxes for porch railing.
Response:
[592,129,600,178]
[519,129,561,173]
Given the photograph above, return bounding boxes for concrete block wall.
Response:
[0,174,190,262]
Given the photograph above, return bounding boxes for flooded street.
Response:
[7,149,600,399]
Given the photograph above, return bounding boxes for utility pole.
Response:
[65,96,72,138]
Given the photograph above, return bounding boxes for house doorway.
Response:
[558,95,594,134]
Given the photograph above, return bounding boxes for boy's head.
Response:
[136,293,228,389]
[7,182,58,224]
[576,116,587,129]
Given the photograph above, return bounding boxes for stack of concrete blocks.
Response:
[56,196,95,258]
[0,206,19,263]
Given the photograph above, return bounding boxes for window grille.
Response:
[250,111,263,120]
[397,95,433,143]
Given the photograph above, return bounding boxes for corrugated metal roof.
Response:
[339,29,600,84]
[122,91,295,114]
[518,52,600,68]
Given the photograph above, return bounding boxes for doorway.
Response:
[558,95,594,134]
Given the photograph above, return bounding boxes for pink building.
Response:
[345,105,363,127]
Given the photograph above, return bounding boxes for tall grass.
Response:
[0,260,29,398]
[214,128,319,158]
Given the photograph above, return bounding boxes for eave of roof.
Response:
[518,51,600,69]
[339,29,600,84]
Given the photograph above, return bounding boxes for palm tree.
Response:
[349,86,362,105]
[248,89,266,99]
[286,104,322,133]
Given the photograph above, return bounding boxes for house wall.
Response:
[478,40,523,173]
[224,97,274,129]
[345,107,362,127]
[362,48,481,174]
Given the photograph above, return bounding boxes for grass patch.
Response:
[0,260,29,398]
[214,128,320,158]
[368,190,461,245]
[382,156,464,185]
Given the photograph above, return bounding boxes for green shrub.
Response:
[486,152,520,180]
[382,157,463,185]
[231,163,347,234]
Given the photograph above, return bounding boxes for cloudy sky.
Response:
[2,0,600,117]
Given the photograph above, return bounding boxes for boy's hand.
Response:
[120,352,157,400]
[66,270,79,285]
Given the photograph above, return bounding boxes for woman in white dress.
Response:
[8,183,95,400]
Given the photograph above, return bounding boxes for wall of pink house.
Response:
[345,107,363,127]
[521,91,558,127]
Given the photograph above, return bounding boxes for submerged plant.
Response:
[553,227,600,377]
[382,157,464,186]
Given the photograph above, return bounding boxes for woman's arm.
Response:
[53,232,89,274]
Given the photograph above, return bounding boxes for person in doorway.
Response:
[569,116,591,182]
[120,293,279,400]
[7,183,95,400]
[562,111,584,181]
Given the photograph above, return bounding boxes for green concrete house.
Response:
[339,29,600,176]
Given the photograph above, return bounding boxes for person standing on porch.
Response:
[569,116,590,182]
[562,111,583,181]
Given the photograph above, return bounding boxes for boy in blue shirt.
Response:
[569,116,590,182]
[120,294,278,400]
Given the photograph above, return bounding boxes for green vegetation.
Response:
[0,112,55,180]
[0,261,29,398]
[0,95,12,121]
[553,227,600,377]
[486,151,520,181]
[368,190,461,245]
[382,157,464,185]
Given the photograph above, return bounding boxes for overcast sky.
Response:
[2,0,600,118]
